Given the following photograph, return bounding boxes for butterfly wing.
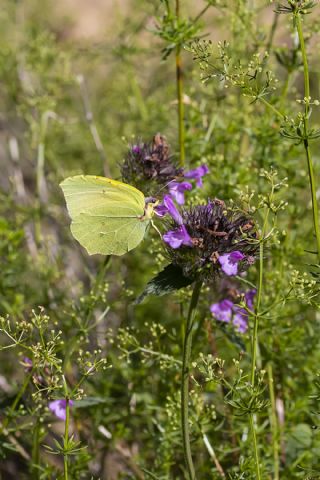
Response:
[60,175,149,256]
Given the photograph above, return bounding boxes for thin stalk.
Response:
[175,0,185,167]
[1,370,33,432]
[181,280,202,480]
[249,210,269,480]
[267,363,280,480]
[63,398,70,480]
[296,13,320,263]
[249,415,261,479]
[31,420,40,479]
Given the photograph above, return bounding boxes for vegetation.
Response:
[1,1,320,478]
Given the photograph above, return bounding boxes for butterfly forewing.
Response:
[60,175,150,256]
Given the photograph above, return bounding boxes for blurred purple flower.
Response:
[49,399,74,421]
[184,164,209,188]
[218,251,245,276]
[210,299,233,324]
[233,307,249,333]
[245,289,257,310]
[21,357,33,371]
[163,225,193,249]
[210,289,256,334]
[132,144,141,154]
[168,181,192,205]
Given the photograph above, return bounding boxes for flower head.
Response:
[121,133,183,194]
[164,199,257,282]
[184,164,209,188]
[49,399,74,421]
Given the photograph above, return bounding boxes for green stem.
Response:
[267,363,279,480]
[296,13,320,263]
[63,398,70,480]
[249,209,269,480]
[1,370,33,432]
[249,415,261,479]
[31,420,40,479]
[259,97,284,120]
[175,0,185,167]
[181,280,202,480]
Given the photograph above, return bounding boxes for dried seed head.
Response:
[121,133,183,195]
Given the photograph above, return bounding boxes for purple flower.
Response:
[184,164,209,188]
[164,195,183,224]
[163,225,193,249]
[49,399,74,421]
[233,307,249,333]
[218,251,245,276]
[168,181,192,205]
[210,289,256,334]
[210,299,233,324]
[245,289,257,310]
[154,203,169,217]
[22,357,33,371]
[132,144,141,154]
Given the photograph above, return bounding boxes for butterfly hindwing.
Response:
[60,175,150,256]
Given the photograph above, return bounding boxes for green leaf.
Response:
[135,263,193,304]
[73,397,108,408]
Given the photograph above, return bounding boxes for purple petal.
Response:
[168,181,192,205]
[184,164,209,188]
[233,308,248,333]
[49,399,74,421]
[218,251,245,276]
[163,195,183,225]
[132,144,141,154]
[154,204,168,217]
[163,225,193,249]
[210,299,234,323]
[245,289,257,310]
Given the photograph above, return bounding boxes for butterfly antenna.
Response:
[155,179,175,197]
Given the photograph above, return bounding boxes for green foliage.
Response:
[1,0,320,479]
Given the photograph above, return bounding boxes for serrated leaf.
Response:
[135,263,193,304]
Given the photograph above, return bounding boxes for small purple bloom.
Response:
[154,203,169,217]
[245,289,257,310]
[168,181,192,205]
[184,164,209,188]
[218,251,245,276]
[210,299,234,324]
[163,194,183,225]
[132,144,141,154]
[49,399,74,421]
[22,357,33,371]
[163,225,193,249]
[233,307,248,333]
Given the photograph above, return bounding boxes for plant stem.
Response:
[31,420,40,479]
[175,0,185,167]
[64,398,70,480]
[267,363,279,480]
[181,280,202,480]
[249,414,261,479]
[249,209,269,480]
[296,13,320,263]
[1,370,33,432]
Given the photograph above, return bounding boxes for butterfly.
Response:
[60,175,155,256]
